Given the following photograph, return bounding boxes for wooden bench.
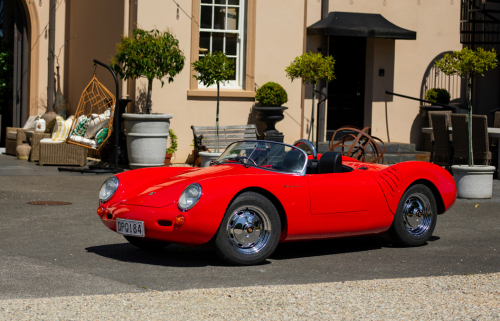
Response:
[191,124,264,152]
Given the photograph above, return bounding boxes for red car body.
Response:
[98,154,456,246]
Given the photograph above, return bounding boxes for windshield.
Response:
[217,141,307,174]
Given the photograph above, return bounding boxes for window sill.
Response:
[187,89,256,99]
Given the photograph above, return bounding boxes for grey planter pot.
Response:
[123,113,173,169]
[253,106,288,143]
[452,165,495,199]
[199,151,222,167]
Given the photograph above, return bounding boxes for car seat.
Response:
[318,151,343,174]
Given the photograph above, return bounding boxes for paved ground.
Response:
[0,153,499,319]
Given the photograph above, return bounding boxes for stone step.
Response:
[367,152,431,164]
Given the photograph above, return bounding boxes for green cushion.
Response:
[95,127,109,145]
[45,118,57,133]
[71,116,91,137]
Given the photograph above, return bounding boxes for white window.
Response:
[199,0,245,89]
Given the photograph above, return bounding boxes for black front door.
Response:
[327,36,366,140]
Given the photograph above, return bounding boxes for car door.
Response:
[307,170,368,215]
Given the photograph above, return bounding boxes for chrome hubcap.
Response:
[226,205,271,254]
[403,193,433,237]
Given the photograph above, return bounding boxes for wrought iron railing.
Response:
[461,0,500,49]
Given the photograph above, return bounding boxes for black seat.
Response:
[318,151,343,174]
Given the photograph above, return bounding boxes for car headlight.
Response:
[99,176,119,203]
[178,183,202,211]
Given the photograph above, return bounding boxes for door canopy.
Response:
[307,12,416,40]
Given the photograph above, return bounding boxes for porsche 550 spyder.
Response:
[97,139,456,265]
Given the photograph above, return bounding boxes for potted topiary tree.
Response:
[164,129,177,166]
[253,82,288,142]
[191,51,234,166]
[111,28,185,168]
[425,88,451,105]
[285,52,335,144]
[435,47,498,198]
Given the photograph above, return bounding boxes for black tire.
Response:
[124,236,170,250]
[389,184,437,247]
[214,192,281,265]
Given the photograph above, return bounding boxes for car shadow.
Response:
[85,243,229,268]
[87,234,441,267]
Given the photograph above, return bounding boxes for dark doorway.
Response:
[327,36,366,141]
[0,0,28,147]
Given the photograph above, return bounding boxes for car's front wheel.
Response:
[214,192,281,265]
[389,184,437,246]
[124,236,170,250]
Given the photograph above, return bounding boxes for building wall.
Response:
[136,0,306,162]
[328,0,462,146]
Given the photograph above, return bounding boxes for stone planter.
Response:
[452,165,495,199]
[123,113,173,169]
[253,106,288,142]
[199,151,222,167]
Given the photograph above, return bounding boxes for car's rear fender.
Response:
[372,161,456,215]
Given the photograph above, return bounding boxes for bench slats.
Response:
[192,125,256,130]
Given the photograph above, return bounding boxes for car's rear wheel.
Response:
[124,236,170,250]
[389,184,437,246]
[214,192,281,265]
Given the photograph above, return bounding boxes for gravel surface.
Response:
[1,272,499,320]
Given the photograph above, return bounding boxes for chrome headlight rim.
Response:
[99,176,119,203]
[178,183,202,211]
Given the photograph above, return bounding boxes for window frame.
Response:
[189,0,255,98]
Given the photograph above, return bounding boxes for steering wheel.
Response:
[235,156,258,166]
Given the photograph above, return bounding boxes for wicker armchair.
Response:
[30,132,51,162]
[451,114,492,165]
[38,139,87,166]
[5,127,29,156]
[472,115,492,165]
[430,113,453,170]
[492,111,500,148]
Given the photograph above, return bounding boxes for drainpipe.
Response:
[318,0,329,142]
[47,0,56,112]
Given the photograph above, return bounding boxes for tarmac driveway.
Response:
[1,154,500,300]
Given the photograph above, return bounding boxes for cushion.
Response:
[22,116,39,130]
[95,128,109,145]
[40,138,64,144]
[85,113,109,139]
[71,115,91,137]
[6,132,17,140]
[51,116,74,142]
[67,135,97,149]
[45,118,57,133]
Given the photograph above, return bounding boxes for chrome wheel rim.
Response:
[226,205,272,254]
[403,193,433,237]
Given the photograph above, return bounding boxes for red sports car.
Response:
[97,139,456,265]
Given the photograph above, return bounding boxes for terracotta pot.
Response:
[164,153,173,166]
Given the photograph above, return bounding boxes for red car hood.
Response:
[121,165,262,208]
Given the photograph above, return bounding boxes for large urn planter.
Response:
[123,113,173,169]
[199,151,222,167]
[253,106,288,143]
[452,165,495,199]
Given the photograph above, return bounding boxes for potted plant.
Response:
[285,52,335,143]
[191,51,235,167]
[111,28,185,168]
[435,47,498,198]
[164,129,177,166]
[425,88,451,105]
[253,82,288,142]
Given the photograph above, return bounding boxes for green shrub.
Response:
[166,129,178,154]
[425,88,451,105]
[255,82,288,107]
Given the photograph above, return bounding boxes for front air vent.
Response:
[158,220,173,227]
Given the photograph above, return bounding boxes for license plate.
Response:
[116,219,145,237]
